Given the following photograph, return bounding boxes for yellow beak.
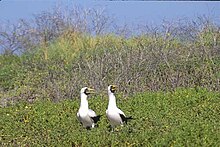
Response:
[87,88,95,94]
[111,85,117,91]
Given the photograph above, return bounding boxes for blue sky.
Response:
[0,0,220,25]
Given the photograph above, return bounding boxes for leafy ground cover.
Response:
[1,88,219,146]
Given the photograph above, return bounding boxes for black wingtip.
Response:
[120,114,133,124]
[91,115,102,123]
[126,116,133,120]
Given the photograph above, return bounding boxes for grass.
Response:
[1,88,219,146]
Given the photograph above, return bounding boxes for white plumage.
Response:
[106,85,132,131]
[77,87,101,129]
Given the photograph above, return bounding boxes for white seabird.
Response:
[106,85,132,131]
[77,87,101,129]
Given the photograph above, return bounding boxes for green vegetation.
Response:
[1,8,220,103]
[0,6,220,146]
[1,31,220,104]
[1,88,219,146]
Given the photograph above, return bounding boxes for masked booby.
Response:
[106,85,133,131]
[77,87,101,129]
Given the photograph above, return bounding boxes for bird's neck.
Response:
[80,94,88,110]
[108,93,117,109]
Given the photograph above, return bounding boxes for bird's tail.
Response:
[91,115,102,123]
[120,114,133,124]
[125,116,133,124]
[126,116,133,120]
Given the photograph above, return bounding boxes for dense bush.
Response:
[1,29,220,104]
[0,6,220,104]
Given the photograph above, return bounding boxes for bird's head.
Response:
[108,85,117,94]
[80,87,95,96]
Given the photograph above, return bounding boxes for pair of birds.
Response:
[77,85,132,131]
